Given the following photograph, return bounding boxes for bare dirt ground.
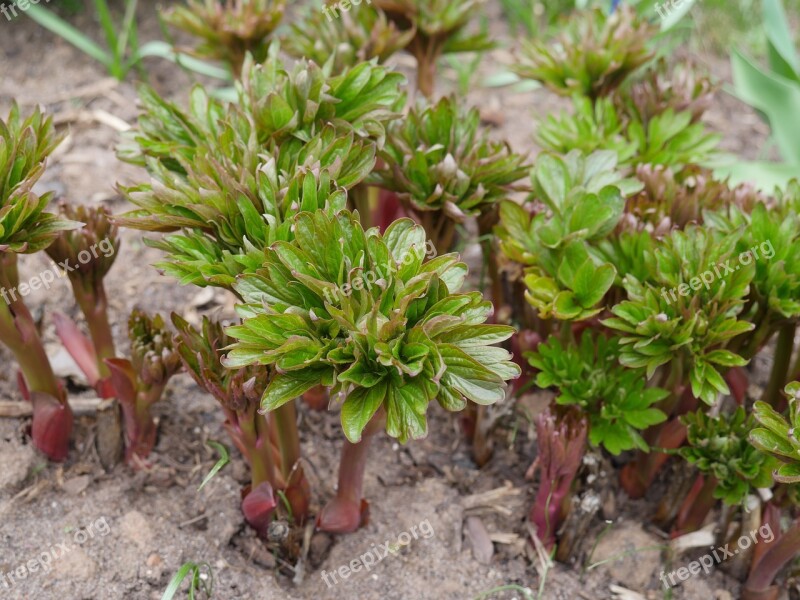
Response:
[0,2,774,599]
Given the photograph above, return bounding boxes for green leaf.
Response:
[341,380,388,443]
[262,370,326,412]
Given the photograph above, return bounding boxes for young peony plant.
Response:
[512,6,655,102]
[0,104,80,461]
[46,203,120,398]
[224,209,520,532]
[105,311,182,466]
[373,0,493,97]
[285,2,414,76]
[161,0,287,77]
[373,96,527,253]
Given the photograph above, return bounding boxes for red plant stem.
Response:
[121,384,164,462]
[0,254,63,401]
[72,282,115,379]
[414,44,437,98]
[336,433,373,511]
[745,517,800,598]
[235,409,278,490]
[761,322,795,409]
[273,400,310,521]
[273,401,301,481]
[750,503,782,580]
[318,412,384,533]
[673,475,717,535]
[529,411,587,549]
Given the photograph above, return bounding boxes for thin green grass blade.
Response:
[197,441,230,491]
[25,5,111,68]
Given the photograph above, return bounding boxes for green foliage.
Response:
[497,150,638,320]
[750,382,800,484]
[284,2,414,75]
[726,0,800,190]
[173,314,268,413]
[603,225,754,404]
[374,0,493,56]
[680,407,775,504]
[513,7,656,101]
[373,96,527,222]
[529,332,668,455]
[537,97,720,170]
[118,45,404,291]
[162,0,286,74]
[618,58,716,126]
[224,210,520,444]
[0,104,79,255]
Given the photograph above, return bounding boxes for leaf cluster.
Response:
[530,332,668,455]
[750,382,800,484]
[680,407,775,504]
[372,96,527,221]
[284,2,415,75]
[512,6,656,101]
[224,210,520,443]
[0,104,79,254]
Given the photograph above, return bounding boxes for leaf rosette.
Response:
[223,209,520,443]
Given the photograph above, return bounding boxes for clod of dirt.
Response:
[0,440,37,491]
[590,522,663,591]
[119,510,155,552]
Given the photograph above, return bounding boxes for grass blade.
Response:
[162,562,213,600]
[197,441,230,491]
[25,5,111,68]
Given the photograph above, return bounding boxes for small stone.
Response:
[464,516,494,565]
[146,553,162,568]
[62,475,92,496]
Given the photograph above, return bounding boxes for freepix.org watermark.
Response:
[660,523,774,588]
[660,239,775,305]
[0,238,116,306]
[321,0,372,22]
[0,516,111,590]
[1,0,52,22]
[654,0,692,21]
[321,518,435,587]
[321,239,437,305]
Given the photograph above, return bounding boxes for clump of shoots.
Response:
[106,310,181,466]
[512,6,655,103]
[744,383,800,599]
[285,2,415,75]
[0,103,80,461]
[46,202,120,398]
[373,95,527,254]
[161,0,286,77]
[173,314,310,526]
[224,210,519,532]
[373,0,493,97]
[529,407,587,550]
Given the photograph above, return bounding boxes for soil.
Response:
[0,2,776,600]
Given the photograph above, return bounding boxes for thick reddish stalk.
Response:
[0,254,71,460]
[744,517,800,599]
[273,400,310,522]
[673,475,717,535]
[317,412,385,534]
